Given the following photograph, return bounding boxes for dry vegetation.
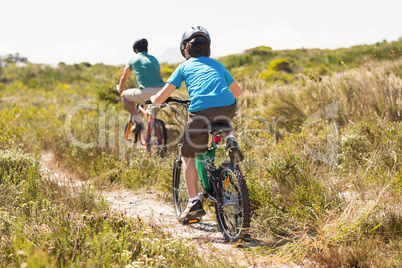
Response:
[1,47,402,266]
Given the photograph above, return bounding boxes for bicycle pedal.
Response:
[182,218,201,225]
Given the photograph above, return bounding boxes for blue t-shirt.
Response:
[128,52,165,89]
[167,57,235,112]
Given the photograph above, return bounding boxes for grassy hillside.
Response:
[217,38,402,84]
[1,40,402,266]
[0,64,231,266]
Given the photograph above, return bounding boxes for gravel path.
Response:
[102,188,261,266]
[40,151,277,267]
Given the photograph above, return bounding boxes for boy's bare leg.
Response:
[179,156,206,223]
[182,157,198,198]
[122,97,141,122]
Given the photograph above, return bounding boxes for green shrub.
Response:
[266,154,341,221]
[219,54,252,69]
[98,83,120,104]
[160,67,174,79]
[245,46,273,56]
[0,150,219,267]
[0,149,41,184]
[339,133,371,167]
[268,59,292,73]
[259,69,276,81]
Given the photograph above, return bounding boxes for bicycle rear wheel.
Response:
[215,162,251,243]
[148,119,167,157]
[172,156,188,217]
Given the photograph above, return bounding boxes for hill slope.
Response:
[214,38,402,83]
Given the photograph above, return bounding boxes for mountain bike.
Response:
[117,85,168,157]
[164,97,251,243]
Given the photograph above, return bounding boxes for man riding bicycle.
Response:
[150,26,244,223]
[118,38,165,131]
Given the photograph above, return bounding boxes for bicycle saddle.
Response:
[205,123,233,134]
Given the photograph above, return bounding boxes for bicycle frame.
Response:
[136,105,154,146]
[126,104,162,147]
[195,136,221,191]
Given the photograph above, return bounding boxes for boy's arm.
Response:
[118,66,132,95]
[229,81,242,98]
[150,83,176,105]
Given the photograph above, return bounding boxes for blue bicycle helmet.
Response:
[180,26,211,58]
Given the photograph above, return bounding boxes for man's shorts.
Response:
[122,87,162,105]
[181,103,236,158]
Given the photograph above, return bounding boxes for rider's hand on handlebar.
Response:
[116,85,124,96]
[146,96,176,105]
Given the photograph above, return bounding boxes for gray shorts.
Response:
[181,103,236,158]
[122,87,162,105]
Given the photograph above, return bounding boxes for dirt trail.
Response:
[40,152,277,267]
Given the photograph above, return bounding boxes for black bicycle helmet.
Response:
[133,38,148,52]
[180,26,211,58]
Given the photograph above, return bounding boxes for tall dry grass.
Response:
[238,59,402,128]
[1,58,402,266]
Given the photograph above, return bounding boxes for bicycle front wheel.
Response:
[172,156,188,217]
[215,162,251,243]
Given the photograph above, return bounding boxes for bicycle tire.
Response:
[172,156,188,217]
[215,162,251,243]
[152,119,167,157]
[124,122,135,144]
[125,122,141,145]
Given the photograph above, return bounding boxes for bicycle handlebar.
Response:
[144,97,190,106]
[165,97,190,106]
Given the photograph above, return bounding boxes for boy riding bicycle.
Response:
[150,26,244,223]
[118,38,165,131]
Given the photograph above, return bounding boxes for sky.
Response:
[1,0,401,66]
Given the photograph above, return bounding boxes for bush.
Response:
[265,154,335,219]
[259,70,295,84]
[160,67,174,79]
[0,149,41,184]
[219,54,252,70]
[245,46,273,56]
[268,59,292,73]
[0,150,219,267]
[339,133,371,167]
[97,83,120,104]
[259,69,276,81]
